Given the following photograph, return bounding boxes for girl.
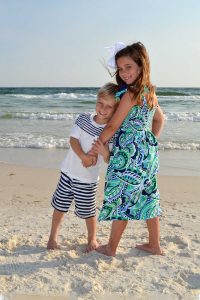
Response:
[92,42,165,256]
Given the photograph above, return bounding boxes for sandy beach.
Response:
[0,162,200,300]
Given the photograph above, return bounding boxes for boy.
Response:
[47,83,118,252]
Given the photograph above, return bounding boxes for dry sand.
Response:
[0,162,200,300]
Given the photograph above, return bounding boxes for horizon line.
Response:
[0,86,200,89]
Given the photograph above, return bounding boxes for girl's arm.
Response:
[98,92,133,144]
[91,139,110,163]
[152,105,165,138]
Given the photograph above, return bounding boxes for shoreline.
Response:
[0,162,200,299]
[0,148,200,176]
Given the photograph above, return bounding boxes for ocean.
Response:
[0,87,200,175]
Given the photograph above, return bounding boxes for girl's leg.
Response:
[96,220,128,256]
[136,217,164,255]
[85,216,99,252]
[47,209,65,250]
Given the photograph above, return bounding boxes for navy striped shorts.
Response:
[51,172,98,219]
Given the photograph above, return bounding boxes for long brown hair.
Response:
[115,42,157,108]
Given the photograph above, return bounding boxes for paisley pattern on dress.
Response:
[98,96,162,221]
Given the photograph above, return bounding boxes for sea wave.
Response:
[5,92,97,100]
[0,134,69,149]
[4,93,200,101]
[164,112,200,122]
[157,91,188,96]
[1,111,200,122]
[158,95,200,100]
[0,112,79,120]
[159,142,200,150]
[0,134,199,150]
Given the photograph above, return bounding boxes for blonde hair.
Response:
[98,82,119,99]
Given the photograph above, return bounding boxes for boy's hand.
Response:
[81,154,97,167]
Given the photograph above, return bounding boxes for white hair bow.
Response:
[105,42,126,69]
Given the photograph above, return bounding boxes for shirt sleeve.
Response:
[69,123,82,139]
[69,115,82,139]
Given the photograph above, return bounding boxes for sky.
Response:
[0,0,200,87]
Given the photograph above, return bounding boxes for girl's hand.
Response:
[89,141,99,156]
[92,139,110,163]
[87,148,98,156]
[92,139,106,155]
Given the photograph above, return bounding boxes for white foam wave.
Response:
[12,112,78,120]
[0,135,70,149]
[6,93,97,100]
[165,112,200,122]
[0,134,199,150]
[159,142,200,150]
[2,111,199,122]
[159,95,200,100]
[1,111,96,120]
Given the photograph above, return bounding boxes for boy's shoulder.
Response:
[75,112,92,124]
[74,112,105,137]
[77,112,91,119]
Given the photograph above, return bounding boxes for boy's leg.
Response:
[136,217,164,255]
[47,173,74,250]
[73,179,98,252]
[85,216,99,252]
[47,209,65,250]
[96,220,128,256]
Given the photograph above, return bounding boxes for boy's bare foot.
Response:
[96,244,116,257]
[135,243,165,255]
[47,240,61,250]
[85,240,100,253]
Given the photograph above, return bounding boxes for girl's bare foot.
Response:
[135,243,165,255]
[47,239,61,250]
[85,240,100,253]
[96,244,116,257]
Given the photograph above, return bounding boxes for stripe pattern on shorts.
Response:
[51,172,98,219]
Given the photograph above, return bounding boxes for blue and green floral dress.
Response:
[98,94,162,221]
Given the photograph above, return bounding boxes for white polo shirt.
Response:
[61,112,110,183]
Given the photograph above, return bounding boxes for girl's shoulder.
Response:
[144,92,158,109]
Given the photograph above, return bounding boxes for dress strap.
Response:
[115,87,127,101]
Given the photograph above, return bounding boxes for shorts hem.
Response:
[75,211,96,219]
[51,201,68,213]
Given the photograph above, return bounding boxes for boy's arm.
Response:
[70,137,85,160]
[152,105,165,138]
[70,137,97,167]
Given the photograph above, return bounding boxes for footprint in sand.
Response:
[179,272,200,289]
[96,257,123,272]
[164,235,190,252]
[168,223,182,228]
[191,215,197,219]
[0,236,18,250]
[0,262,28,276]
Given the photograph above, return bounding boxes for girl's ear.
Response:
[137,67,142,75]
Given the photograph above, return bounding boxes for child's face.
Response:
[95,95,117,124]
[117,56,141,85]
